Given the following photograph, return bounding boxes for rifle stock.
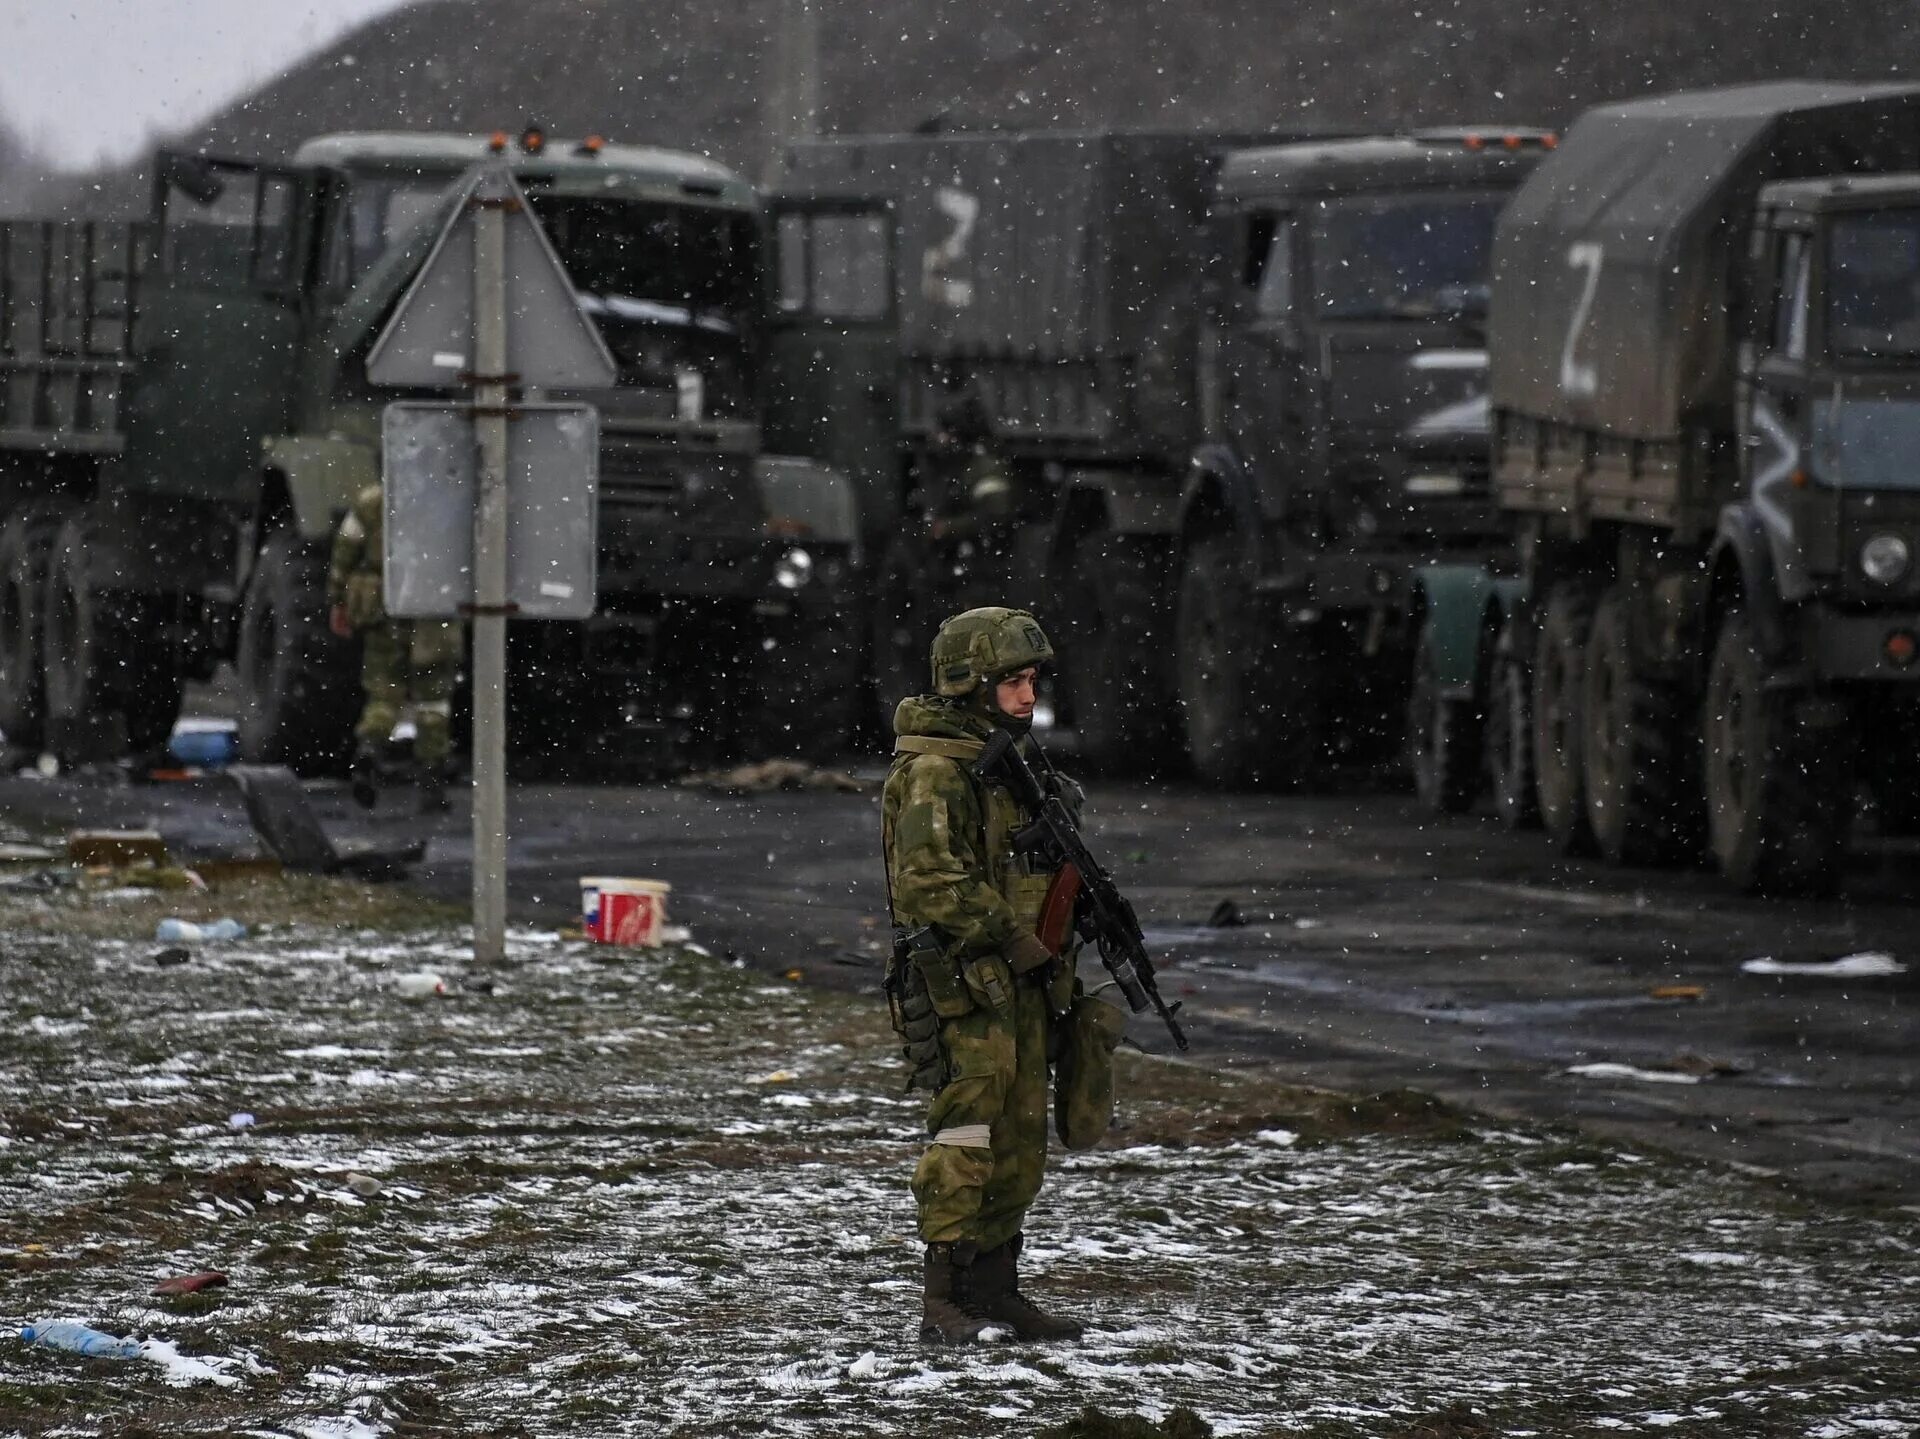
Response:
[974,730,1189,1050]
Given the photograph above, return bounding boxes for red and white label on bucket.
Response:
[579,877,670,948]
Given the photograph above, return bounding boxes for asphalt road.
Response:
[5,744,1916,1206]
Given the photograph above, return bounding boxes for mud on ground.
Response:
[1,882,1917,1437]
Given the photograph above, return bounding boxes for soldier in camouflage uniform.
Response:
[326,483,463,813]
[882,607,1127,1345]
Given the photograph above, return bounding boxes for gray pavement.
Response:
[4,741,1915,1206]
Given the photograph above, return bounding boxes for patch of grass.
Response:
[0,868,465,940]
[1036,1405,1214,1439]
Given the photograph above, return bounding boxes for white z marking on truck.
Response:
[922,187,980,309]
[1559,242,1604,399]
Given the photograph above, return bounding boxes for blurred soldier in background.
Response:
[327,484,463,813]
[881,606,1126,1344]
[928,366,1015,535]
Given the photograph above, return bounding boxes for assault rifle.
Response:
[974,729,1189,1051]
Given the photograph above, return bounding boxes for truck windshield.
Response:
[1309,193,1503,320]
[1811,397,1920,491]
[1826,211,1920,360]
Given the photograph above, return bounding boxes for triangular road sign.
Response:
[365,164,618,390]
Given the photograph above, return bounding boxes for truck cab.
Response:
[1742,177,1920,619]
[20,128,861,770]
[1177,131,1550,785]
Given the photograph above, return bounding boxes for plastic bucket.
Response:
[579,877,670,947]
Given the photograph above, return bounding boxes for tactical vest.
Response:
[892,733,1058,935]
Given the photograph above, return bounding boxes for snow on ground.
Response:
[0,925,1916,1437]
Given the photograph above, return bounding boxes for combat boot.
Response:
[971,1233,1084,1341]
[920,1242,993,1345]
[349,745,380,811]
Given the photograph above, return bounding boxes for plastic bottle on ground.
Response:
[154,918,246,944]
[20,1321,143,1359]
[395,972,446,998]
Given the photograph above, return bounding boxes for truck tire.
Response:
[745,610,860,763]
[1405,625,1481,814]
[237,530,359,775]
[0,506,63,752]
[1702,610,1851,895]
[1531,584,1597,854]
[1057,531,1178,774]
[1486,628,1540,830]
[42,513,186,757]
[872,535,932,717]
[1177,534,1315,787]
[1581,584,1698,866]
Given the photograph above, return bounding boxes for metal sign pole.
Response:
[469,192,511,968]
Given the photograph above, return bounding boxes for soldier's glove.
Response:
[1002,932,1054,976]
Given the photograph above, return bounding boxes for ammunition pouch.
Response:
[887,926,959,1092]
[1053,995,1126,1151]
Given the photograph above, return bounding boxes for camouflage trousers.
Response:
[356,620,461,767]
[912,974,1124,1251]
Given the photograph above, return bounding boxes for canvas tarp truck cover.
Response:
[1489,80,1920,442]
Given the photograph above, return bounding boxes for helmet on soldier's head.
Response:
[930,607,1054,698]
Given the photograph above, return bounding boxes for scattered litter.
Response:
[1563,1063,1703,1086]
[750,1070,797,1085]
[782,968,804,983]
[0,842,57,863]
[1206,899,1246,928]
[152,946,192,968]
[155,917,246,944]
[1741,953,1905,978]
[1649,985,1705,1001]
[34,753,58,778]
[20,1320,143,1359]
[395,972,447,999]
[151,1271,229,1297]
[1255,1129,1300,1147]
[66,829,168,867]
[228,1112,257,1129]
[679,759,872,795]
[345,1173,384,1198]
[169,721,237,769]
[661,924,693,944]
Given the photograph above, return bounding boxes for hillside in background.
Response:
[19,0,1920,214]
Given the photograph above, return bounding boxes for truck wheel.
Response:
[745,610,860,763]
[1531,584,1597,854]
[1581,584,1699,865]
[1406,626,1481,814]
[872,535,932,717]
[237,530,359,775]
[1177,534,1314,787]
[1486,627,1540,830]
[0,506,64,752]
[1058,531,1178,774]
[1702,610,1852,895]
[42,514,185,757]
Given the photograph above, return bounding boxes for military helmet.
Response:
[930,607,1054,697]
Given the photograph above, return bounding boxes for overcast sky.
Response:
[0,0,416,169]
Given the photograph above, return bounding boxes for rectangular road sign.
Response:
[381,401,599,620]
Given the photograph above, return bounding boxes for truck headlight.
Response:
[774,547,814,591]
[1860,533,1911,585]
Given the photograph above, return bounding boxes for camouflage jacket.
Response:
[882,696,1062,961]
[326,485,385,628]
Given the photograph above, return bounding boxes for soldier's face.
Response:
[994,667,1038,721]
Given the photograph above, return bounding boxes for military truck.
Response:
[0,127,860,770]
[1416,81,1920,891]
[766,127,1548,779]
